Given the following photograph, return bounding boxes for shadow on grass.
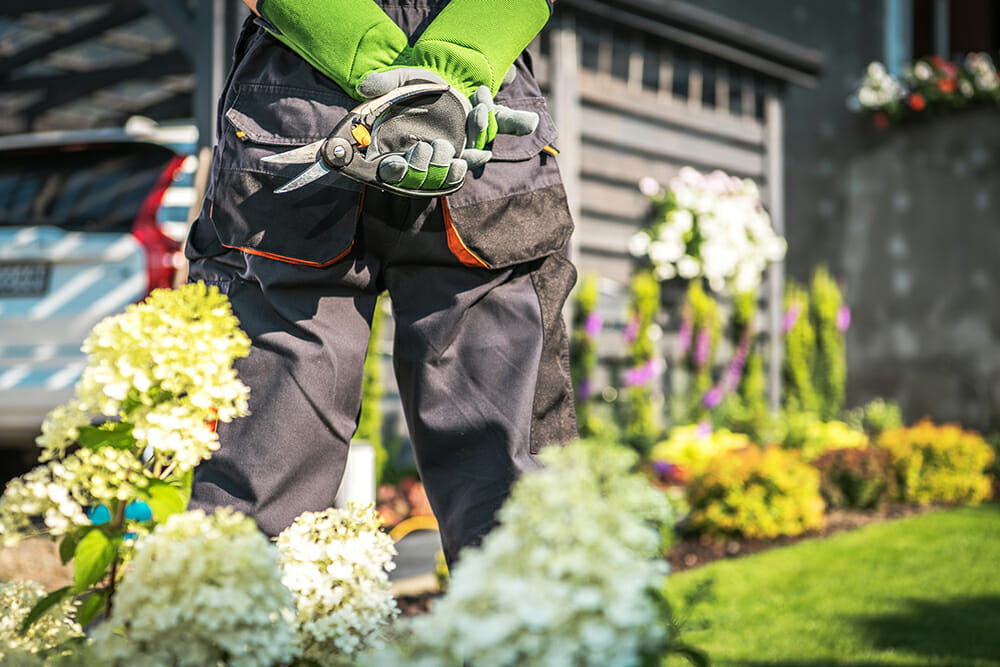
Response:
[853,595,1000,663]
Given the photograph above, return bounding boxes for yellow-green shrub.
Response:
[876,419,995,505]
[797,419,869,462]
[686,445,826,539]
[649,424,751,480]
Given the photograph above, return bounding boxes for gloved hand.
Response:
[358,0,553,192]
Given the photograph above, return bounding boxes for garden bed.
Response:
[666,503,932,572]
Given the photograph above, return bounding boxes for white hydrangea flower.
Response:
[0,461,92,546]
[277,505,398,666]
[0,580,82,660]
[36,282,250,472]
[90,509,297,667]
[368,441,676,667]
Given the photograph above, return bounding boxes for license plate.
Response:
[0,262,51,297]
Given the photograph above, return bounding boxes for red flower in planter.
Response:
[873,111,890,129]
[938,77,957,94]
[908,93,926,111]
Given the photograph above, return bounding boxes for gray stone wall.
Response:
[844,109,1000,430]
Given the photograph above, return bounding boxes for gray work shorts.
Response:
[184,3,577,563]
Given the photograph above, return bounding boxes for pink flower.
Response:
[836,305,851,332]
[585,312,603,338]
[624,316,640,344]
[702,386,724,409]
[782,303,802,333]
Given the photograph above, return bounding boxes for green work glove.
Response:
[376,139,469,191]
[409,0,552,99]
[257,0,408,100]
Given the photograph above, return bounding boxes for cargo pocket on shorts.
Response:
[212,83,362,266]
[443,97,575,270]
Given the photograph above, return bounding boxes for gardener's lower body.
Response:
[183,16,577,564]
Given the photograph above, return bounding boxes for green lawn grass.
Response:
[664,504,1000,666]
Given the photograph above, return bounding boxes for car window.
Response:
[0,143,176,233]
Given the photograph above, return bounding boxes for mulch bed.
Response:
[666,503,933,573]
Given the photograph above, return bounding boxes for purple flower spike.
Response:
[577,379,592,401]
[836,304,851,332]
[782,303,802,333]
[624,316,640,344]
[585,313,604,338]
[695,329,711,367]
[677,315,693,357]
[702,386,724,409]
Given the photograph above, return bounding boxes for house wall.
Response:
[844,109,1000,430]
[684,0,1000,430]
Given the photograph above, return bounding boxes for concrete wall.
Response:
[844,109,1000,430]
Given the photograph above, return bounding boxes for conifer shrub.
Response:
[686,444,826,539]
[876,419,995,505]
[812,446,896,510]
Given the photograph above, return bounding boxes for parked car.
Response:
[0,117,200,452]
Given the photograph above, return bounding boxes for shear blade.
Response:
[261,139,324,166]
[274,160,331,193]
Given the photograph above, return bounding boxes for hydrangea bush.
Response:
[277,505,399,665]
[629,168,786,294]
[369,440,693,667]
[0,282,250,632]
[90,509,297,667]
[0,580,81,662]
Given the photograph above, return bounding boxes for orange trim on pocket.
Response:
[220,241,354,267]
[440,197,489,269]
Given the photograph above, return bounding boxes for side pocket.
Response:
[444,98,575,269]
[529,252,579,453]
[212,83,362,266]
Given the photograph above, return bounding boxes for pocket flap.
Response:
[490,97,559,161]
[225,83,355,146]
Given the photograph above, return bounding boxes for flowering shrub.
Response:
[90,508,297,667]
[876,420,995,505]
[850,53,1000,127]
[0,580,81,661]
[845,397,903,436]
[630,167,786,294]
[650,423,752,481]
[369,440,686,667]
[790,419,870,462]
[620,270,664,451]
[812,446,896,510]
[570,272,607,438]
[687,445,826,540]
[672,281,721,425]
[277,505,398,665]
[0,282,250,632]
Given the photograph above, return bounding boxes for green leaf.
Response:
[19,586,72,635]
[75,589,109,629]
[58,528,85,565]
[173,467,194,507]
[77,422,135,451]
[138,478,187,521]
[73,529,117,593]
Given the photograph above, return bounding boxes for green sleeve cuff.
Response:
[412,0,552,97]
[259,0,409,99]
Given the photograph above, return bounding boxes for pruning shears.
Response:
[262,83,463,198]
